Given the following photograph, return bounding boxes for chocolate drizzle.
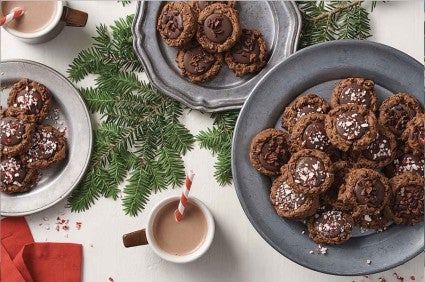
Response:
[160,10,183,39]
[0,117,25,146]
[204,13,233,43]
[336,110,368,140]
[183,47,215,75]
[231,32,259,64]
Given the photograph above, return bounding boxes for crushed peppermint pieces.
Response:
[309,244,328,255]
[294,157,326,187]
[27,129,58,162]
[314,210,349,237]
[76,222,82,230]
[336,111,368,140]
[1,157,26,187]
[364,215,372,222]
[0,117,24,145]
[273,182,306,211]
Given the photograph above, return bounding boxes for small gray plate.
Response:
[1,60,92,216]
[232,40,424,276]
[132,1,301,112]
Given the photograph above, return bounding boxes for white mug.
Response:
[122,196,215,263]
[1,1,88,44]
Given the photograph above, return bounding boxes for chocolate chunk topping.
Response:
[0,157,27,187]
[258,135,288,172]
[231,32,260,64]
[394,154,424,176]
[183,47,215,75]
[272,181,306,211]
[354,177,385,206]
[387,104,416,135]
[15,87,44,114]
[294,156,326,187]
[160,10,183,39]
[0,117,25,146]
[27,129,59,162]
[204,13,233,43]
[339,84,371,108]
[336,110,368,140]
[363,133,392,161]
[393,185,424,218]
[301,122,330,150]
[314,210,349,238]
[296,105,324,120]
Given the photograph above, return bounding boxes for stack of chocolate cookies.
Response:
[157,1,268,83]
[1,78,67,194]
[250,77,424,245]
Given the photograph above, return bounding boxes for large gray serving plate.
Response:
[232,40,424,276]
[132,1,301,112]
[1,60,92,216]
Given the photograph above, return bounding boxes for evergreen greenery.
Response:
[67,1,377,214]
[67,15,194,216]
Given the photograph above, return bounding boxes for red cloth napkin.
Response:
[1,217,82,282]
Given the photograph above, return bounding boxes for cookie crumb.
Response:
[378,277,386,282]
[366,259,371,265]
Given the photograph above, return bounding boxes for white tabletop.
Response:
[2,1,424,282]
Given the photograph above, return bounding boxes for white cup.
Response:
[122,196,215,263]
[1,1,87,44]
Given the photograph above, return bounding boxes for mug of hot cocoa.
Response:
[122,196,215,263]
[0,1,88,44]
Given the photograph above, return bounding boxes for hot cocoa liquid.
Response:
[1,1,57,33]
[153,200,208,256]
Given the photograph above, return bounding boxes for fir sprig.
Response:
[67,16,194,216]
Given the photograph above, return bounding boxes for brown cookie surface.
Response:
[384,151,424,178]
[331,78,377,112]
[401,113,424,155]
[189,0,236,16]
[249,128,290,176]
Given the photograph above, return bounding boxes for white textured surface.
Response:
[1,1,424,282]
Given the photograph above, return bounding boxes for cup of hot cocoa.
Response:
[123,196,215,263]
[0,1,88,44]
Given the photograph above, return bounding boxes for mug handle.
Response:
[122,229,148,248]
[61,6,88,27]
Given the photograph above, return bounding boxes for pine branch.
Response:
[67,17,194,215]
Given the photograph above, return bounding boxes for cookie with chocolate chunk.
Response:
[0,111,35,157]
[0,156,37,194]
[23,125,67,169]
[384,151,424,178]
[189,0,236,16]
[225,29,268,77]
[331,78,377,111]
[7,78,52,122]
[176,45,223,83]
[286,149,334,196]
[290,113,332,152]
[282,94,330,133]
[157,2,197,48]
[196,3,241,53]
[270,165,319,219]
[401,113,424,155]
[337,168,391,218]
[352,125,397,169]
[249,128,290,176]
[325,104,378,151]
[355,209,391,230]
[388,172,424,225]
[307,209,354,245]
[379,93,423,137]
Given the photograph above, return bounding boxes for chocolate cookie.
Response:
[270,165,319,219]
[337,168,391,218]
[384,151,424,178]
[290,113,332,153]
[307,209,354,245]
[196,3,241,53]
[249,128,290,176]
[282,93,330,133]
[157,2,197,48]
[388,172,424,225]
[325,104,378,151]
[355,208,391,230]
[331,78,377,111]
[352,125,397,169]
[224,29,267,77]
[7,78,52,122]
[189,0,236,16]
[0,156,37,194]
[379,93,423,137]
[401,113,424,155]
[176,45,223,83]
[287,149,334,196]
[0,112,35,157]
[23,125,67,169]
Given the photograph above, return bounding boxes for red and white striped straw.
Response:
[0,7,24,27]
[174,170,195,222]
